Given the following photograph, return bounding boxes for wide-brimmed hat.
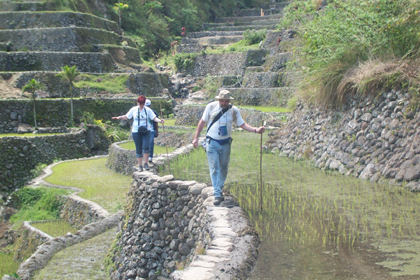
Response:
[215,89,234,100]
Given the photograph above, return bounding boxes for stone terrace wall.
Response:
[267,90,420,191]
[0,98,172,132]
[174,104,287,127]
[180,50,266,76]
[109,172,258,280]
[0,126,109,194]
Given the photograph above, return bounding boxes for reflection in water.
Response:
[229,182,420,280]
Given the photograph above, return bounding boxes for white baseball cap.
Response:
[145,99,151,106]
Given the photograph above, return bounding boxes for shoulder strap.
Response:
[137,107,148,127]
[206,104,232,133]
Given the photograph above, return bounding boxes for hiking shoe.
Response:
[213,196,224,206]
[138,165,143,172]
[144,163,150,171]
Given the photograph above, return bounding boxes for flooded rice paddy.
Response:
[159,131,420,279]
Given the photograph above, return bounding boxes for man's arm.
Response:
[240,122,265,134]
[192,119,206,148]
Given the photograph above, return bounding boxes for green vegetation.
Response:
[174,53,198,72]
[44,157,131,213]
[9,187,70,228]
[109,0,270,58]
[0,247,19,278]
[32,220,77,237]
[280,0,419,106]
[74,74,129,94]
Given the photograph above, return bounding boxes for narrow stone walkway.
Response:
[33,228,117,280]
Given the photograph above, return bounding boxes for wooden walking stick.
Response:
[259,120,264,211]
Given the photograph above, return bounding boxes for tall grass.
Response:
[280,0,419,106]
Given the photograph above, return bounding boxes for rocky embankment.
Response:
[267,90,419,191]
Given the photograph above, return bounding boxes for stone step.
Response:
[0,27,135,52]
[188,30,244,38]
[213,13,283,24]
[0,11,120,33]
[242,71,282,88]
[205,24,276,32]
[223,87,294,106]
[92,44,141,64]
[0,51,115,72]
[0,0,56,11]
[181,35,243,46]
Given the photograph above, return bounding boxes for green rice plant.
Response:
[0,246,19,277]
[31,220,77,237]
[44,157,131,213]
[159,130,420,277]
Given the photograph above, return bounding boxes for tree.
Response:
[56,65,80,127]
[22,79,43,130]
[113,2,129,29]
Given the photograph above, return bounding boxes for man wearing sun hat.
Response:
[192,89,265,206]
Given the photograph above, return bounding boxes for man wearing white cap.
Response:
[192,89,265,206]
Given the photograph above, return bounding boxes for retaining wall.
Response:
[267,90,420,191]
[0,97,172,132]
[0,126,110,194]
[109,172,259,280]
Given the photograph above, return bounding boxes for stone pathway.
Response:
[33,228,117,280]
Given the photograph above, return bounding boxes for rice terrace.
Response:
[0,0,418,279]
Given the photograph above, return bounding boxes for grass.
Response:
[0,133,65,138]
[31,220,77,237]
[239,105,292,113]
[0,246,19,278]
[159,130,420,277]
[44,157,131,213]
[74,73,129,94]
[10,186,71,229]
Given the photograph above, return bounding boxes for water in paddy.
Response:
[159,131,420,280]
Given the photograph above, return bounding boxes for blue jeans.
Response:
[132,132,150,158]
[206,138,231,198]
[149,131,155,159]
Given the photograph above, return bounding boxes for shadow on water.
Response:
[159,131,420,279]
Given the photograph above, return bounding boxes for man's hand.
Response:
[192,138,199,148]
[256,126,265,134]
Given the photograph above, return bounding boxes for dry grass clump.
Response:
[337,58,419,98]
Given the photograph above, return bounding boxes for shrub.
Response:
[243,29,266,45]
[174,53,197,72]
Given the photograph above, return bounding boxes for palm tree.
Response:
[22,79,43,130]
[113,2,129,29]
[57,65,80,127]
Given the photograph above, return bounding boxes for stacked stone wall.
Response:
[0,126,110,194]
[109,172,258,280]
[0,98,172,132]
[174,104,287,127]
[267,90,419,191]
